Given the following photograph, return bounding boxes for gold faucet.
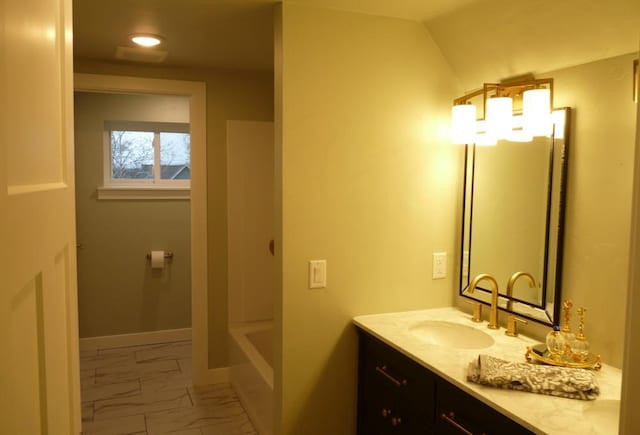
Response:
[505,272,537,311]
[468,274,500,329]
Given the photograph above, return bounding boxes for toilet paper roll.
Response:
[151,251,165,269]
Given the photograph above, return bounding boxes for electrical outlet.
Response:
[433,252,446,279]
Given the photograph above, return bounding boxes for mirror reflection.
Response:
[460,108,570,325]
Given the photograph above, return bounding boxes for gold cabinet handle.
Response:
[440,412,473,435]
[391,417,402,427]
[381,408,391,418]
[375,365,407,387]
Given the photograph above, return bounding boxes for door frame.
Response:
[74,73,210,384]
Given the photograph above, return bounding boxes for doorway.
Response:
[73,74,210,383]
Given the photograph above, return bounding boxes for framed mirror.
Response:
[459,108,571,325]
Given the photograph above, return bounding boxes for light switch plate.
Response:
[309,260,327,288]
[433,252,446,279]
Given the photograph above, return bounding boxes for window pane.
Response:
[111,131,154,179]
[160,132,191,180]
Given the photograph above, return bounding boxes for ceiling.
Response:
[73,0,639,83]
[72,0,277,71]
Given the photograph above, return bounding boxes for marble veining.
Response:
[80,339,257,435]
[353,307,622,435]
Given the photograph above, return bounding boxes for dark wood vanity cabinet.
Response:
[357,329,534,435]
[434,379,534,435]
[357,328,436,434]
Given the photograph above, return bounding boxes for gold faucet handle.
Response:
[505,315,528,337]
[464,300,483,323]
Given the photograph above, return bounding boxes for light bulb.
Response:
[130,34,163,47]
[485,97,513,141]
[523,88,552,137]
[451,104,477,145]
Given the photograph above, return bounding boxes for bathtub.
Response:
[229,321,273,435]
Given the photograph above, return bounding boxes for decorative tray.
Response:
[525,346,602,370]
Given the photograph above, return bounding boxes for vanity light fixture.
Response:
[485,96,513,140]
[130,34,164,47]
[451,77,554,145]
[451,104,477,145]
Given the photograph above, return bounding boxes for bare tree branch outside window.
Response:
[111,131,154,179]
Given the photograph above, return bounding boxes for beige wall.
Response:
[550,53,637,368]
[620,45,640,435]
[457,54,638,368]
[74,60,274,367]
[74,92,191,337]
[276,4,461,434]
[227,120,275,323]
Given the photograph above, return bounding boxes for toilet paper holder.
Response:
[146,251,174,260]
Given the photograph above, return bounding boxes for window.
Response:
[99,121,190,199]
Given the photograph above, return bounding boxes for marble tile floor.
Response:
[80,340,257,435]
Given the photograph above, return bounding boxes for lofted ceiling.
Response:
[425,0,640,90]
[73,0,639,85]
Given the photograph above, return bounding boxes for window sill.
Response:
[97,186,190,200]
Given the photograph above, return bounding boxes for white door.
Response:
[0,0,80,433]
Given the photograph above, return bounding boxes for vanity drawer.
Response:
[435,379,534,435]
[357,330,435,434]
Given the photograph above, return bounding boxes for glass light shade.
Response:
[473,120,496,146]
[474,133,497,146]
[451,104,477,145]
[130,34,163,47]
[506,114,533,142]
[485,97,513,140]
[523,88,552,137]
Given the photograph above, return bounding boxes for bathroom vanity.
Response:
[354,307,622,434]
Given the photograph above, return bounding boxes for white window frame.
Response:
[100,121,191,199]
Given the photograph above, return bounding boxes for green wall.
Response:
[74,92,192,337]
[74,60,274,367]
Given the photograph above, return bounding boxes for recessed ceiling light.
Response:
[130,34,163,47]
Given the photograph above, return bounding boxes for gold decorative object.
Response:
[526,346,601,371]
[571,307,590,362]
[530,302,600,369]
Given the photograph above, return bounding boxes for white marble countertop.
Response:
[353,307,622,435]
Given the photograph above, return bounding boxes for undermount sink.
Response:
[408,320,494,350]
[582,400,620,434]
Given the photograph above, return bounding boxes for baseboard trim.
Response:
[80,328,192,351]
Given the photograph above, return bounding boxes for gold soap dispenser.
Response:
[559,300,576,360]
[545,325,565,361]
[571,307,590,362]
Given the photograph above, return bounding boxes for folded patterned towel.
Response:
[467,354,599,400]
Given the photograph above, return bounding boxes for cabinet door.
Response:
[435,379,534,435]
[357,330,435,434]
